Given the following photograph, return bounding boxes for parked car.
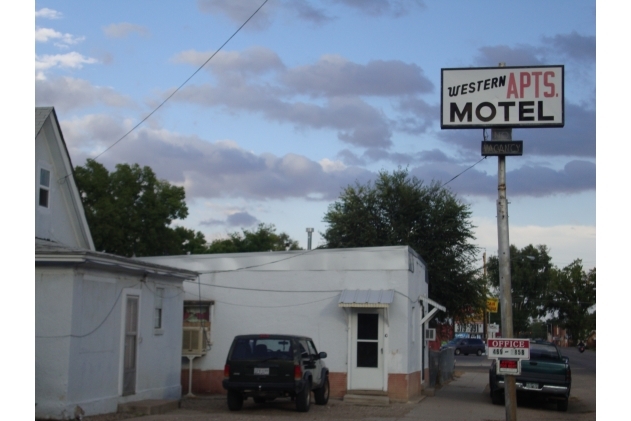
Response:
[489,340,571,411]
[441,338,486,356]
[222,334,329,412]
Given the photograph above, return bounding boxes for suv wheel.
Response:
[476,349,483,356]
[227,390,244,411]
[454,348,461,355]
[314,376,330,405]
[296,381,311,412]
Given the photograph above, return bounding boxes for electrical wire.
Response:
[93,0,269,161]
[36,282,140,339]
[441,156,487,188]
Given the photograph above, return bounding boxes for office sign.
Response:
[487,339,530,359]
[441,66,564,129]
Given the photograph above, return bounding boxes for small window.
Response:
[154,288,164,329]
[39,168,50,208]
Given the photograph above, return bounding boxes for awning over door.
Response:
[338,289,395,308]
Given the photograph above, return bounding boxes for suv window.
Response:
[230,337,293,361]
[470,339,483,345]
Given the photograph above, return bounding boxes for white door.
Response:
[123,295,139,396]
[350,310,384,390]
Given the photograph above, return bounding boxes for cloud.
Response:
[59,114,375,201]
[543,31,595,63]
[35,8,62,19]
[200,211,259,227]
[409,158,595,198]
[226,212,259,227]
[334,0,425,17]
[35,27,85,45]
[436,102,596,158]
[197,0,275,30]
[286,0,334,25]
[282,54,434,97]
[103,23,150,38]
[171,46,285,77]
[171,48,434,149]
[35,77,132,111]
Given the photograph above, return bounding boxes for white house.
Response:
[140,246,445,403]
[35,107,198,419]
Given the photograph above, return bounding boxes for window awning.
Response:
[338,289,395,308]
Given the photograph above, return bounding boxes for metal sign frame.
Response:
[441,65,564,129]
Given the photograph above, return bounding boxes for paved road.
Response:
[103,348,595,421]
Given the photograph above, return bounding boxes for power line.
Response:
[441,156,487,188]
[93,0,269,161]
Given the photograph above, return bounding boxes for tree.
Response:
[542,260,596,343]
[74,159,207,257]
[206,223,302,253]
[322,168,484,322]
[486,244,555,337]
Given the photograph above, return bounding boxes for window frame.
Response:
[38,166,51,208]
[154,287,164,333]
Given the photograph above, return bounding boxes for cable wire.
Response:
[93,0,269,161]
[441,156,487,188]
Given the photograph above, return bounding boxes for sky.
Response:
[31,0,598,271]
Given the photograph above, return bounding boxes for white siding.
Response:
[142,246,429,378]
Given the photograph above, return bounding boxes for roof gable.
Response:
[35,107,95,250]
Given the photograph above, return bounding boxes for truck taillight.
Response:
[294,364,302,381]
[566,366,571,383]
[224,364,230,379]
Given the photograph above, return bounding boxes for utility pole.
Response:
[482,251,489,345]
[494,123,518,421]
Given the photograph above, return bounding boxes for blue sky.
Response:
[33,0,597,270]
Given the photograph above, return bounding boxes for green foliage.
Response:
[542,260,596,342]
[74,159,207,257]
[322,168,483,321]
[206,223,302,253]
[487,244,555,336]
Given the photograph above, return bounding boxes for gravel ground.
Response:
[83,395,418,421]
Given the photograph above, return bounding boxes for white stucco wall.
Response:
[141,246,429,380]
[35,267,184,419]
[35,120,91,250]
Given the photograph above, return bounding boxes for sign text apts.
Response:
[441,66,564,128]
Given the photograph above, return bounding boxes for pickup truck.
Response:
[489,340,571,411]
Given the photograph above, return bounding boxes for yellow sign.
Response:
[487,298,499,313]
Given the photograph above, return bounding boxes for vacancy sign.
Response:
[441,66,564,129]
[487,339,530,359]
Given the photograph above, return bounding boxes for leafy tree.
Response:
[206,223,302,253]
[542,260,596,342]
[487,244,555,337]
[74,159,207,257]
[322,168,484,322]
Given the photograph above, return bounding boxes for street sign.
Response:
[441,65,564,129]
[487,339,530,359]
[486,298,499,313]
[496,359,521,375]
[481,141,523,157]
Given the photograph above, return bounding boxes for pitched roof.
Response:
[36,237,199,280]
[35,107,54,137]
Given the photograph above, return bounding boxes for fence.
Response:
[428,348,455,388]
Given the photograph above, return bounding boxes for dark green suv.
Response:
[222,334,330,412]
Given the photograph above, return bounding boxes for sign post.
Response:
[440,63,564,421]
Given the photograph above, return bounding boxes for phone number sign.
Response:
[487,339,530,360]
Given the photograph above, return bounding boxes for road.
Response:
[86,347,596,421]
[448,346,596,420]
